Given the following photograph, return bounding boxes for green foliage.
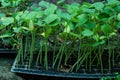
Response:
[1,0,120,75]
[1,17,14,26]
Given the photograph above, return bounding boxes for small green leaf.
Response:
[37,20,43,26]
[57,0,65,5]
[77,14,88,26]
[65,3,80,14]
[99,36,106,40]
[57,9,71,20]
[44,14,58,24]
[93,34,99,41]
[69,22,75,30]
[69,32,80,38]
[39,1,50,8]
[102,7,113,15]
[26,11,38,21]
[1,1,10,8]
[114,6,120,12]
[13,27,21,33]
[117,22,120,28]
[0,13,5,18]
[82,29,94,37]
[84,22,96,29]
[48,18,60,26]
[41,27,52,38]
[82,2,92,8]
[92,2,104,10]
[101,24,112,35]
[44,4,57,15]
[117,13,120,21]
[93,40,105,47]
[82,8,95,14]
[45,27,52,38]
[1,17,14,26]
[109,32,116,37]
[15,11,24,21]
[107,0,120,6]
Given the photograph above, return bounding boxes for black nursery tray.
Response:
[11,67,117,79]
[0,48,17,53]
[11,55,120,79]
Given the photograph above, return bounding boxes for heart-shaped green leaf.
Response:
[1,17,14,26]
[39,1,50,8]
[44,4,57,15]
[107,0,120,6]
[101,24,112,35]
[92,2,104,10]
[44,14,58,24]
[77,14,88,26]
[82,29,94,37]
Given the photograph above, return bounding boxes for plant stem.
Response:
[57,43,65,70]
[44,38,48,70]
[71,47,90,72]
[112,48,115,66]
[64,47,74,65]
[16,38,23,67]
[29,32,35,68]
[36,42,42,66]
[76,47,92,72]
[76,39,82,71]
[52,43,63,68]
[99,46,103,73]
[24,36,28,59]
[108,37,111,73]
[89,51,92,72]
[52,35,57,65]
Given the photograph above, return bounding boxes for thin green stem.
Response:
[29,32,35,68]
[44,38,48,70]
[64,48,74,65]
[112,49,115,66]
[52,44,63,68]
[57,43,65,70]
[108,37,111,73]
[99,46,103,73]
[36,43,42,66]
[52,36,57,65]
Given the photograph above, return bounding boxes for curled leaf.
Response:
[29,20,34,31]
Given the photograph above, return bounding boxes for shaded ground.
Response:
[0,54,24,80]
